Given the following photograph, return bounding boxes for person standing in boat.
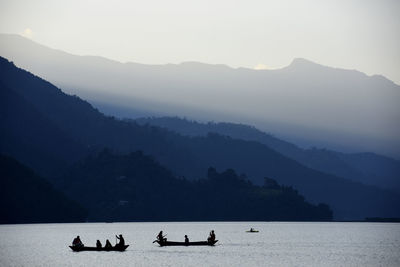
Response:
[207,230,216,242]
[115,234,125,247]
[157,231,167,242]
[96,240,102,248]
[184,235,189,245]
[72,236,83,247]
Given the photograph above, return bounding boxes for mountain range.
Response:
[56,150,332,222]
[134,117,400,193]
[0,34,399,158]
[1,56,399,220]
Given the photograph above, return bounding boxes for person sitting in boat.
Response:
[115,234,125,247]
[184,235,189,244]
[105,239,112,248]
[157,231,167,242]
[250,228,254,232]
[72,236,83,247]
[96,240,102,248]
[207,230,216,242]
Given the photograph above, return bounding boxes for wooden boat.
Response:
[154,240,218,247]
[69,245,129,252]
[246,230,259,233]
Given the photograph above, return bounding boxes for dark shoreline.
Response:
[2,218,400,225]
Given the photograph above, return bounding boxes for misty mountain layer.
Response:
[135,117,400,193]
[1,56,399,220]
[0,34,399,158]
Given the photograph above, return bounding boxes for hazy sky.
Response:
[1,0,399,83]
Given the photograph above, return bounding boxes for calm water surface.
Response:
[0,222,399,266]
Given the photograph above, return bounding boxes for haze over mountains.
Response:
[135,117,400,193]
[1,34,399,158]
[1,56,399,221]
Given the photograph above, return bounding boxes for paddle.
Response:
[153,234,167,243]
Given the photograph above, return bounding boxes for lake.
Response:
[0,222,399,266]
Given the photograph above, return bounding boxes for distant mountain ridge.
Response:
[1,56,399,220]
[1,33,399,158]
[135,117,400,192]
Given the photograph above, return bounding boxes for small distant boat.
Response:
[154,240,218,247]
[246,229,259,233]
[69,245,129,252]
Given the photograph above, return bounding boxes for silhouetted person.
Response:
[96,240,102,248]
[116,234,125,247]
[250,228,254,232]
[105,239,112,248]
[72,235,83,247]
[185,235,189,244]
[157,231,167,242]
[207,230,215,242]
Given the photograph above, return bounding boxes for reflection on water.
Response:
[0,222,399,267]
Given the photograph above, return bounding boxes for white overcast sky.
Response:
[1,0,399,83]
